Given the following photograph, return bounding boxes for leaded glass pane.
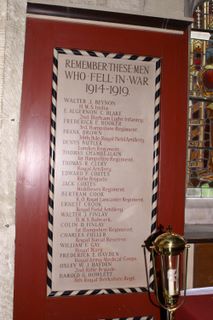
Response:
[187,1,213,198]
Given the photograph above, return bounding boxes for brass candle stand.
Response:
[143,227,190,320]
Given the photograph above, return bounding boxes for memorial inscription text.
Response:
[51,52,157,292]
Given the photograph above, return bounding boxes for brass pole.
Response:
[167,310,175,320]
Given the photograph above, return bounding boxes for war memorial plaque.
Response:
[47,48,161,295]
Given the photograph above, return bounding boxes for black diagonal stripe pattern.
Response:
[155,103,160,114]
[152,162,159,175]
[52,87,57,100]
[51,102,57,116]
[155,74,160,86]
[47,49,161,298]
[47,276,52,289]
[149,58,161,289]
[49,179,54,194]
[47,48,59,294]
[48,290,58,297]
[128,55,139,60]
[49,162,55,178]
[50,117,56,131]
[143,56,153,62]
[71,48,83,55]
[155,89,160,100]
[53,56,58,68]
[48,227,53,241]
[47,243,52,256]
[87,50,98,57]
[55,47,66,55]
[47,259,52,272]
[52,73,57,86]
[151,221,157,233]
[113,53,125,59]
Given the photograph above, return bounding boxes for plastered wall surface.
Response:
[0,0,196,318]
[31,0,187,19]
[0,1,26,319]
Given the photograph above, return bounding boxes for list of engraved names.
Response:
[51,52,157,291]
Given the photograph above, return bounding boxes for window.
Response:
[185,3,213,285]
[187,0,213,198]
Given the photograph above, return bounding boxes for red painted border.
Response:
[14,18,189,320]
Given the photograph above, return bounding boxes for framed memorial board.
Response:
[47,48,161,296]
[14,5,189,320]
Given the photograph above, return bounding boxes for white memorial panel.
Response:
[48,49,161,295]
